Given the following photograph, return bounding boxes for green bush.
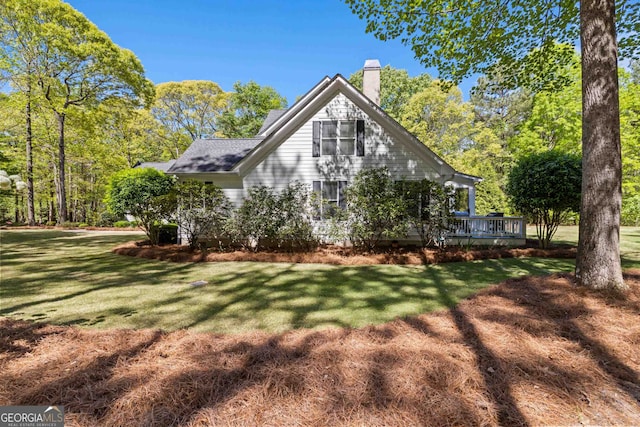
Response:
[341,167,408,250]
[105,168,175,245]
[113,220,133,228]
[229,183,317,251]
[171,180,232,250]
[59,222,80,228]
[506,151,581,248]
[96,211,120,227]
[78,223,89,228]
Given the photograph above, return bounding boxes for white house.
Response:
[142,60,525,244]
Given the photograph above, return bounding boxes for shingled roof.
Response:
[257,109,288,135]
[167,138,263,173]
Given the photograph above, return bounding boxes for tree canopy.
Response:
[151,80,228,158]
[348,65,431,119]
[344,0,638,290]
[217,81,287,138]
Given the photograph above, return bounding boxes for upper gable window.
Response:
[321,121,355,155]
[313,119,364,157]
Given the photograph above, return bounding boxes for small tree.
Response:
[397,179,454,247]
[172,180,232,250]
[506,151,581,248]
[105,168,175,245]
[343,168,408,250]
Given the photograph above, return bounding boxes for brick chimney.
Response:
[362,59,381,106]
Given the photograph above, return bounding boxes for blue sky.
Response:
[65,0,478,105]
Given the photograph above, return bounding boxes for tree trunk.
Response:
[576,0,626,290]
[55,111,68,223]
[25,81,36,226]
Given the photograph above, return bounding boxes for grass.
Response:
[527,225,640,269]
[0,229,577,334]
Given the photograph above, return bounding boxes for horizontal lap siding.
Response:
[243,93,441,193]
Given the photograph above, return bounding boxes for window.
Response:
[313,120,364,157]
[312,180,347,219]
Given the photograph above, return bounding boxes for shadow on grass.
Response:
[1,230,580,332]
[1,272,638,425]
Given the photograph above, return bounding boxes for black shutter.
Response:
[356,120,365,156]
[312,121,321,157]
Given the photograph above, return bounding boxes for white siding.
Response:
[243,93,442,193]
[174,173,245,207]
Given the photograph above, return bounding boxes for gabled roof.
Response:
[235,74,480,182]
[167,138,262,173]
[167,72,481,182]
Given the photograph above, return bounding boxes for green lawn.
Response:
[527,225,640,269]
[1,228,637,334]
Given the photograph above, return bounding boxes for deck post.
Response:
[468,186,476,216]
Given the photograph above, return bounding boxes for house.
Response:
[146,60,525,245]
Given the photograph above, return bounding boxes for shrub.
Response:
[172,180,232,250]
[276,182,317,251]
[506,151,581,248]
[113,220,133,228]
[396,179,454,247]
[342,167,408,250]
[105,168,175,245]
[78,223,89,228]
[229,183,317,251]
[59,222,79,228]
[96,211,120,227]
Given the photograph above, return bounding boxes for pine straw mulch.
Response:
[112,240,577,265]
[1,271,639,426]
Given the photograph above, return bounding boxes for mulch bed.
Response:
[112,240,577,265]
[1,271,638,426]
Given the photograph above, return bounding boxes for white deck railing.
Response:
[448,216,526,239]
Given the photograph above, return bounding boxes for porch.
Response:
[447,215,527,246]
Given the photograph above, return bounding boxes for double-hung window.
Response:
[313,120,365,157]
[312,180,347,219]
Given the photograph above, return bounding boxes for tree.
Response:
[0,0,54,225]
[151,80,228,158]
[105,168,175,245]
[348,65,431,119]
[471,72,533,145]
[344,0,639,290]
[507,151,582,248]
[1,0,154,224]
[619,70,640,216]
[400,81,510,214]
[217,81,287,138]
